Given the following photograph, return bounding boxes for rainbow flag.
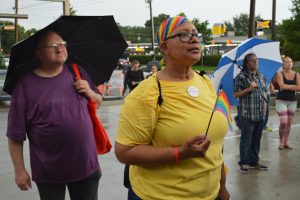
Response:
[215,91,233,131]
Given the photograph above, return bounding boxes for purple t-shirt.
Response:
[7,65,100,183]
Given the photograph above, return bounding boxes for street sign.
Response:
[3,26,15,31]
[256,20,272,29]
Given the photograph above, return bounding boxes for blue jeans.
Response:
[263,95,271,128]
[128,185,142,200]
[239,116,264,165]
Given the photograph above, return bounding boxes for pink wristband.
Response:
[173,147,180,163]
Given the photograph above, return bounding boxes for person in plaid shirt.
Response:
[234,53,268,174]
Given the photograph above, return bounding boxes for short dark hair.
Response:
[132,60,140,65]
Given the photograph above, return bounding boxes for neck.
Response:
[161,60,194,81]
[283,68,291,73]
[34,63,64,77]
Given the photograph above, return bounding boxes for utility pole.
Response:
[272,0,276,40]
[248,0,256,38]
[63,0,70,15]
[14,0,19,43]
[39,0,70,15]
[146,0,155,60]
[0,14,28,47]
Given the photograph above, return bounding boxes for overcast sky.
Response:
[0,0,293,30]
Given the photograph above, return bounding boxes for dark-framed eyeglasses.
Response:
[37,41,67,49]
[165,32,203,43]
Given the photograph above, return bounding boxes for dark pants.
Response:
[263,95,271,128]
[128,185,142,200]
[239,116,264,165]
[36,169,101,200]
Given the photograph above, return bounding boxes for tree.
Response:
[278,0,300,60]
[223,13,262,36]
[192,19,211,42]
[70,6,77,16]
[0,21,29,55]
[145,13,170,30]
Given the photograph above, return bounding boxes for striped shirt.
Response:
[234,70,267,121]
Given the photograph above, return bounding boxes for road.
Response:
[0,101,300,200]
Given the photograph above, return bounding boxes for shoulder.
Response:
[235,71,245,80]
[126,76,159,107]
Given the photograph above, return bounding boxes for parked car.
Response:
[0,69,10,101]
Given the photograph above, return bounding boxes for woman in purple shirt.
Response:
[7,31,102,200]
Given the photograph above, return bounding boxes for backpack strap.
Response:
[71,63,81,80]
[156,78,164,106]
[155,71,204,106]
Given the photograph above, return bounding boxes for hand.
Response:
[218,184,230,200]
[132,81,137,86]
[249,81,257,91]
[74,80,94,99]
[15,169,32,191]
[180,135,211,159]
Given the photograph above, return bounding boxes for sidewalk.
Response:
[0,103,299,200]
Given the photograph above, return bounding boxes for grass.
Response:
[192,65,215,72]
[294,67,300,73]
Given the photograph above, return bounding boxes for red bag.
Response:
[71,64,112,155]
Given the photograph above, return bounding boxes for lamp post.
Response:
[272,0,276,40]
[248,0,256,38]
[145,0,155,60]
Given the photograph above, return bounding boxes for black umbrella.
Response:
[3,15,128,95]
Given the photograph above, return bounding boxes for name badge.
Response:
[187,86,199,97]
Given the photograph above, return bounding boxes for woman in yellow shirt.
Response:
[115,16,230,200]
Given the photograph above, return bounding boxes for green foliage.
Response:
[118,25,151,43]
[192,19,212,42]
[120,13,211,44]
[291,0,300,18]
[129,54,163,64]
[224,13,262,36]
[195,54,221,67]
[129,54,221,67]
[278,0,300,60]
[0,53,4,68]
[144,13,170,30]
[0,21,38,55]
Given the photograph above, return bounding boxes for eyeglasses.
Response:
[165,32,203,43]
[37,41,67,49]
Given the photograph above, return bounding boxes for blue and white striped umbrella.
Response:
[211,37,283,105]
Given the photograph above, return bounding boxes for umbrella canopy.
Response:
[211,37,283,105]
[3,15,128,95]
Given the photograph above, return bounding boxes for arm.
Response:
[276,72,299,91]
[8,138,32,191]
[291,72,300,91]
[234,81,257,98]
[115,135,211,167]
[218,162,230,200]
[270,82,275,94]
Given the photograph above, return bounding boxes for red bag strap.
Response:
[71,63,81,80]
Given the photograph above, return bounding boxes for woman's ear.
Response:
[160,42,169,55]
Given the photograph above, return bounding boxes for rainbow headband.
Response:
[157,16,190,46]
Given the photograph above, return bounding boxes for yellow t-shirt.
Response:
[116,72,228,200]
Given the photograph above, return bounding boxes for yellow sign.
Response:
[256,20,271,29]
[3,25,15,30]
